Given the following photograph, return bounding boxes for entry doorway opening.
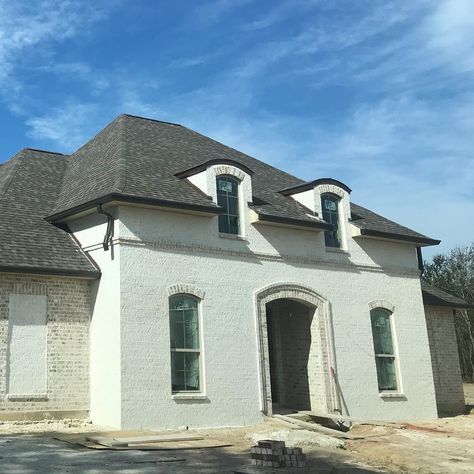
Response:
[266,298,326,414]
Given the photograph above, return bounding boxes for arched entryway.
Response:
[255,283,336,416]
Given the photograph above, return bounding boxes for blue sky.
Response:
[1,0,473,258]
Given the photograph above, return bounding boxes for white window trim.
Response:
[169,293,206,397]
[371,308,403,395]
[216,174,245,238]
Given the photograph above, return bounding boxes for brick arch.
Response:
[254,283,337,416]
[167,284,205,300]
[213,164,246,182]
[318,184,346,198]
[368,299,395,313]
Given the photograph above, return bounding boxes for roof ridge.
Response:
[117,113,128,192]
[24,147,66,156]
[0,150,26,203]
[122,113,182,127]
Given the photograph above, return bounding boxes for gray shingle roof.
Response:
[1,113,440,277]
[421,281,474,309]
[350,203,440,245]
[0,149,100,277]
[50,114,439,243]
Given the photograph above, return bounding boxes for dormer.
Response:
[280,178,352,250]
[175,159,254,237]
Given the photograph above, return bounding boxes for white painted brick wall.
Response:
[425,305,465,415]
[109,206,437,428]
[0,274,90,415]
[63,204,440,429]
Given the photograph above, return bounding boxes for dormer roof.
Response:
[279,178,352,195]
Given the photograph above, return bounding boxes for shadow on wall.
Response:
[352,238,418,273]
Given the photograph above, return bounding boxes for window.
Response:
[321,193,341,248]
[169,295,201,392]
[216,176,240,235]
[370,308,398,391]
[8,294,48,397]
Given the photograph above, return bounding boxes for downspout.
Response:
[96,204,114,251]
[417,247,424,275]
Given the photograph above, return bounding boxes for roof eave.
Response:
[422,293,474,310]
[356,228,441,246]
[0,266,101,279]
[47,193,224,222]
[254,212,332,231]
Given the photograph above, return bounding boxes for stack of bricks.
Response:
[250,440,306,468]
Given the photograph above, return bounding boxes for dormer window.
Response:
[321,193,341,248]
[217,176,240,235]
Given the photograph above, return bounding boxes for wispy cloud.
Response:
[0,0,117,110]
[26,102,101,150]
[1,0,473,255]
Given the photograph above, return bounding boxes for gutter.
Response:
[0,265,100,279]
[357,228,441,247]
[46,193,224,223]
[255,212,333,231]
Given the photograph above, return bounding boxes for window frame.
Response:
[321,193,342,248]
[370,307,400,393]
[169,293,203,394]
[216,175,241,236]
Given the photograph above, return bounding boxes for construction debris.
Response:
[250,439,306,468]
[273,414,359,439]
[56,430,231,451]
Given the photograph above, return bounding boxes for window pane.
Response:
[218,214,230,234]
[227,196,239,215]
[171,351,186,391]
[375,357,398,391]
[321,194,341,248]
[185,352,200,391]
[171,351,200,392]
[216,176,240,234]
[170,297,199,350]
[170,296,197,312]
[229,215,240,235]
[170,318,184,349]
[184,309,199,349]
[371,310,394,354]
[217,177,238,197]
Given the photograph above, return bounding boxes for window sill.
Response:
[325,247,350,255]
[219,232,247,242]
[172,394,208,401]
[379,392,406,400]
[7,394,48,401]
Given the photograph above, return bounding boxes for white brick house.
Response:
[0,114,469,428]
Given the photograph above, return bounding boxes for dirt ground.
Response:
[0,386,473,473]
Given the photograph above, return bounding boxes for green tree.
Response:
[424,244,474,382]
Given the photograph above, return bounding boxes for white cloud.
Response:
[4,0,473,257]
[0,0,117,110]
[26,102,101,150]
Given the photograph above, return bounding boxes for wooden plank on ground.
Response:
[114,434,203,444]
[85,436,128,447]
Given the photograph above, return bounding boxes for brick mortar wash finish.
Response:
[0,113,469,427]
